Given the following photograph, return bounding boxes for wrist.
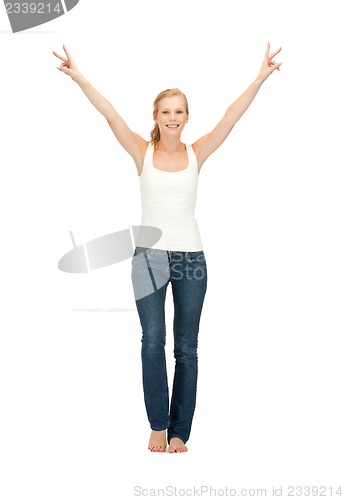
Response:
[254,75,265,86]
[74,74,88,85]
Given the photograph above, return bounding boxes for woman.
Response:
[53,43,282,453]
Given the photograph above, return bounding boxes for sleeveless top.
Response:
[135,142,203,251]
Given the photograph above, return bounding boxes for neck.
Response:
[156,136,184,153]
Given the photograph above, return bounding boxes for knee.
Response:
[141,324,166,352]
[173,344,198,364]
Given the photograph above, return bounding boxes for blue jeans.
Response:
[131,247,207,444]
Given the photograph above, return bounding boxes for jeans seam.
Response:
[134,246,206,446]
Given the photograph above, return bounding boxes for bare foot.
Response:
[168,437,188,453]
[148,430,167,452]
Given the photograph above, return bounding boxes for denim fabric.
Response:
[131,247,207,444]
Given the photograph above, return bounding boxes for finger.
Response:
[63,44,73,62]
[53,50,67,62]
[270,46,282,59]
[57,63,71,75]
[270,62,282,73]
[58,60,69,69]
[269,60,280,68]
[264,41,270,59]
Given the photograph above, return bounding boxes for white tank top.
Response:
[135,142,203,251]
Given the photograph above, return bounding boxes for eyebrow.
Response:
[161,107,184,111]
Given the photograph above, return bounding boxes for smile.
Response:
[166,124,179,128]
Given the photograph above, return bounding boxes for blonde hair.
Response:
[150,88,189,148]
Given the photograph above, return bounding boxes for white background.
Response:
[1,0,343,498]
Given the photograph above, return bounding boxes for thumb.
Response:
[272,62,282,72]
[57,65,72,76]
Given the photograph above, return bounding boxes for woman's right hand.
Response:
[53,44,84,83]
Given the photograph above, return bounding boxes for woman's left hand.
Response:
[257,42,282,83]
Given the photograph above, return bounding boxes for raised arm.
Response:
[192,42,282,168]
[53,45,148,170]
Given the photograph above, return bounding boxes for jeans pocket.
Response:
[186,251,207,268]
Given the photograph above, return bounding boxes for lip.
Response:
[166,124,179,128]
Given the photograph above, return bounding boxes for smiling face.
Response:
[154,95,189,138]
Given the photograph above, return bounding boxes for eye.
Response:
[162,110,169,114]
[177,110,184,114]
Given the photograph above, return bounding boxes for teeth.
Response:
[167,124,178,127]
